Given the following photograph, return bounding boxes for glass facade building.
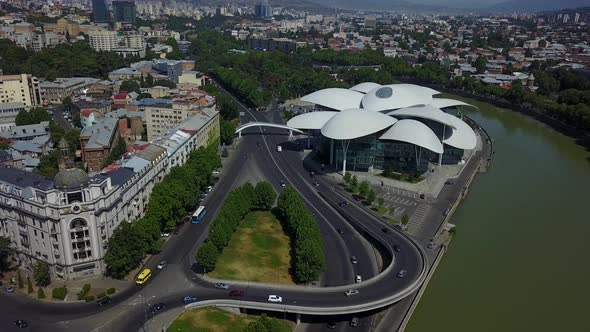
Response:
[92,0,109,23]
[113,1,137,25]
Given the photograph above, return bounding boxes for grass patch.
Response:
[371,205,389,216]
[209,211,295,285]
[168,307,293,332]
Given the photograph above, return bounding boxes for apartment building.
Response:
[80,117,120,172]
[0,74,40,107]
[88,30,119,51]
[0,102,26,132]
[39,77,100,104]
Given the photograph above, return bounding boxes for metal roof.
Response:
[429,98,479,110]
[379,119,444,154]
[301,88,364,111]
[349,82,382,94]
[286,111,338,130]
[388,104,456,129]
[442,114,477,150]
[321,109,397,140]
[361,84,439,112]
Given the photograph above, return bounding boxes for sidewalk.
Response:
[52,276,132,302]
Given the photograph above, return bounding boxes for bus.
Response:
[192,206,207,224]
[136,268,152,285]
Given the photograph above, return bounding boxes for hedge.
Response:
[106,288,116,294]
[52,287,68,300]
[77,283,91,300]
[84,295,95,302]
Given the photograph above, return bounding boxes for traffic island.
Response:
[168,307,294,332]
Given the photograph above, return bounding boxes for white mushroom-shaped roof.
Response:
[321,109,397,140]
[301,88,364,111]
[388,104,456,129]
[361,84,438,112]
[379,119,444,154]
[430,98,479,110]
[350,82,382,94]
[287,111,338,130]
[442,114,477,150]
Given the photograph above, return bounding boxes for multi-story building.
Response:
[0,102,26,132]
[143,95,216,140]
[0,121,50,141]
[0,74,40,107]
[39,78,100,105]
[92,0,110,23]
[88,30,119,52]
[113,0,137,25]
[0,107,219,280]
[80,117,120,172]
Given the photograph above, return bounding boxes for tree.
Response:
[137,92,152,100]
[15,107,51,126]
[366,189,376,205]
[146,73,154,87]
[27,276,33,294]
[33,261,51,286]
[153,79,177,89]
[104,222,147,279]
[61,96,72,110]
[220,118,237,145]
[37,287,46,299]
[119,80,141,94]
[350,175,358,190]
[0,236,14,271]
[17,270,24,289]
[358,180,370,197]
[343,172,352,184]
[474,56,488,74]
[377,197,384,208]
[195,241,219,273]
[401,213,410,228]
[254,181,277,210]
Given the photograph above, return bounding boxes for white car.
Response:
[160,232,170,237]
[355,275,362,283]
[157,260,167,269]
[345,289,359,297]
[267,295,282,303]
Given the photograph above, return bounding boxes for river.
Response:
[406,97,590,332]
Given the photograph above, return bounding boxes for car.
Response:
[309,171,315,177]
[3,286,15,294]
[397,269,408,278]
[157,260,167,269]
[229,290,244,297]
[14,320,28,328]
[97,296,112,306]
[427,242,436,249]
[355,275,362,283]
[256,141,261,147]
[313,181,320,187]
[338,201,348,207]
[344,289,359,297]
[445,180,455,185]
[336,228,344,235]
[160,232,170,237]
[267,295,282,303]
[212,170,221,176]
[150,302,166,314]
[353,195,363,202]
[381,227,391,234]
[327,321,337,329]
[350,256,358,264]
[182,296,198,304]
[280,181,286,188]
[214,283,229,289]
[419,193,425,199]
[350,317,359,327]
[393,245,401,252]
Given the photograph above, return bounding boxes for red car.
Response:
[352,195,364,202]
[229,290,244,297]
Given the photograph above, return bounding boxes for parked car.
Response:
[214,283,229,289]
[182,296,198,304]
[309,171,315,177]
[427,242,436,249]
[397,269,408,278]
[157,260,167,269]
[229,290,244,297]
[338,201,349,207]
[280,181,286,188]
[14,320,28,328]
[355,275,362,283]
[445,180,455,185]
[97,296,112,306]
[267,295,282,303]
[160,232,170,237]
[350,317,359,327]
[3,286,15,294]
[350,256,358,264]
[393,245,401,252]
[419,194,425,199]
[313,181,320,187]
[327,321,337,329]
[344,289,359,297]
[212,170,220,175]
[150,302,166,314]
[336,228,344,235]
[381,227,391,234]
[352,195,364,202]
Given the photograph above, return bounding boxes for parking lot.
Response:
[375,185,433,235]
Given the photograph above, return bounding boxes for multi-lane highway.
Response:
[0,85,428,332]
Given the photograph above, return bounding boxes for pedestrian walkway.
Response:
[406,204,432,235]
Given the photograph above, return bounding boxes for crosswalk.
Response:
[406,204,432,235]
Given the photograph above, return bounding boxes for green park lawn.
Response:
[167,307,292,332]
[208,211,295,285]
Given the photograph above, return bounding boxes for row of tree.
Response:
[276,186,326,284]
[104,145,220,278]
[195,181,277,272]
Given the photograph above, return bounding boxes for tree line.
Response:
[105,145,220,278]
[196,181,277,272]
[276,185,326,284]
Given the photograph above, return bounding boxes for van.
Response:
[350,317,359,327]
[136,268,152,285]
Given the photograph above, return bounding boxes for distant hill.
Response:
[486,0,588,13]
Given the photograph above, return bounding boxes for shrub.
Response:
[27,276,33,294]
[17,270,23,289]
[52,287,68,300]
[78,283,91,300]
[97,292,106,299]
[106,287,116,294]
[84,295,95,302]
[37,287,46,299]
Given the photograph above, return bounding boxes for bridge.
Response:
[235,122,306,138]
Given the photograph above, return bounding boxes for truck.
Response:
[277,145,282,152]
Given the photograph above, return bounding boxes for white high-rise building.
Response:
[88,30,119,51]
[0,74,40,107]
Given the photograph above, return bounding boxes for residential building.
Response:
[0,121,50,141]
[80,117,121,172]
[88,30,118,52]
[113,1,137,25]
[0,102,26,132]
[254,0,272,19]
[39,78,100,105]
[0,74,40,107]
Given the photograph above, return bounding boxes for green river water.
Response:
[406,97,590,332]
